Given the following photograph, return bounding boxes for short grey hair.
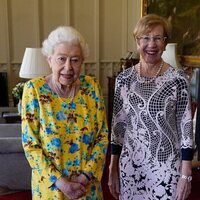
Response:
[42,26,89,58]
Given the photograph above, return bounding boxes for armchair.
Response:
[0,123,31,194]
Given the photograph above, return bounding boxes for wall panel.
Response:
[99,0,123,60]
[40,0,69,42]
[127,0,141,52]
[0,0,7,64]
[9,0,39,62]
[70,0,96,61]
[0,0,141,105]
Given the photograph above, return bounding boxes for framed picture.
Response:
[141,0,200,67]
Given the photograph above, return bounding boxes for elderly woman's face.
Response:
[48,42,83,86]
[136,25,166,64]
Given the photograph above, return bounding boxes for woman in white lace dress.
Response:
[108,14,193,200]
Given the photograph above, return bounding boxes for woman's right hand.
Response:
[108,165,120,199]
[55,176,86,199]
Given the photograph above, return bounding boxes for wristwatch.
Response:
[181,174,192,182]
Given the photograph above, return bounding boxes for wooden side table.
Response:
[107,76,116,132]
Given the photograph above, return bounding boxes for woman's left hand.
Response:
[71,174,89,186]
[176,177,191,200]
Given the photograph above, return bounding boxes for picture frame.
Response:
[141,0,200,67]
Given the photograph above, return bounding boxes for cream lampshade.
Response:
[19,48,51,78]
[161,43,181,68]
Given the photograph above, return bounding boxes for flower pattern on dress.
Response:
[21,75,108,200]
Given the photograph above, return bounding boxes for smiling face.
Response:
[48,42,83,86]
[136,25,167,65]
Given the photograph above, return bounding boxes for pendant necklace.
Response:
[138,60,164,84]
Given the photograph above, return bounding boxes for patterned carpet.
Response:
[188,168,200,200]
[0,191,31,200]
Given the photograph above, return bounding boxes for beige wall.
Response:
[0,0,142,105]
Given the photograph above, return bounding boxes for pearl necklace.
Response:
[138,61,164,84]
[46,75,79,105]
[54,82,77,108]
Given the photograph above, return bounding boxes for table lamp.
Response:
[162,43,181,68]
[19,48,51,78]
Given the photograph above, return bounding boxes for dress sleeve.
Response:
[83,78,109,182]
[21,81,62,188]
[176,77,194,160]
[110,76,128,155]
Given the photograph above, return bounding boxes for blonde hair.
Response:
[133,14,171,42]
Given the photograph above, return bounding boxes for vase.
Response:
[18,99,22,114]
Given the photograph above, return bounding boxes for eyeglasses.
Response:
[137,35,167,44]
[55,56,82,67]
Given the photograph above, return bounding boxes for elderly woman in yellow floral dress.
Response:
[21,26,108,200]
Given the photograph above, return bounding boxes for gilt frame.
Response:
[141,0,200,67]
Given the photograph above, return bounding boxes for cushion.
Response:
[0,124,21,137]
[0,137,23,153]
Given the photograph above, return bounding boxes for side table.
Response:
[107,76,116,132]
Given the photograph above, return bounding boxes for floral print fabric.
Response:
[21,75,108,200]
[111,66,193,200]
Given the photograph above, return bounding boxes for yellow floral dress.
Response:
[21,75,109,200]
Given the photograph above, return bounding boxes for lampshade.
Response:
[19,48,51,78]
[161,43,181,68]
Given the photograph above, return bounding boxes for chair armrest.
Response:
[0,137,23,153]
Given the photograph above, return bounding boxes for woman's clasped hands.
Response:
[55,173,90,199]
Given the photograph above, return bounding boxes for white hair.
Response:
[42,26,89,58]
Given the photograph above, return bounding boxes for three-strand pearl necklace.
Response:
[138,60,164,84]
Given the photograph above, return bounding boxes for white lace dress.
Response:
[111,66,193,200]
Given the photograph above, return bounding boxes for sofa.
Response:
[0,123,31,195]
